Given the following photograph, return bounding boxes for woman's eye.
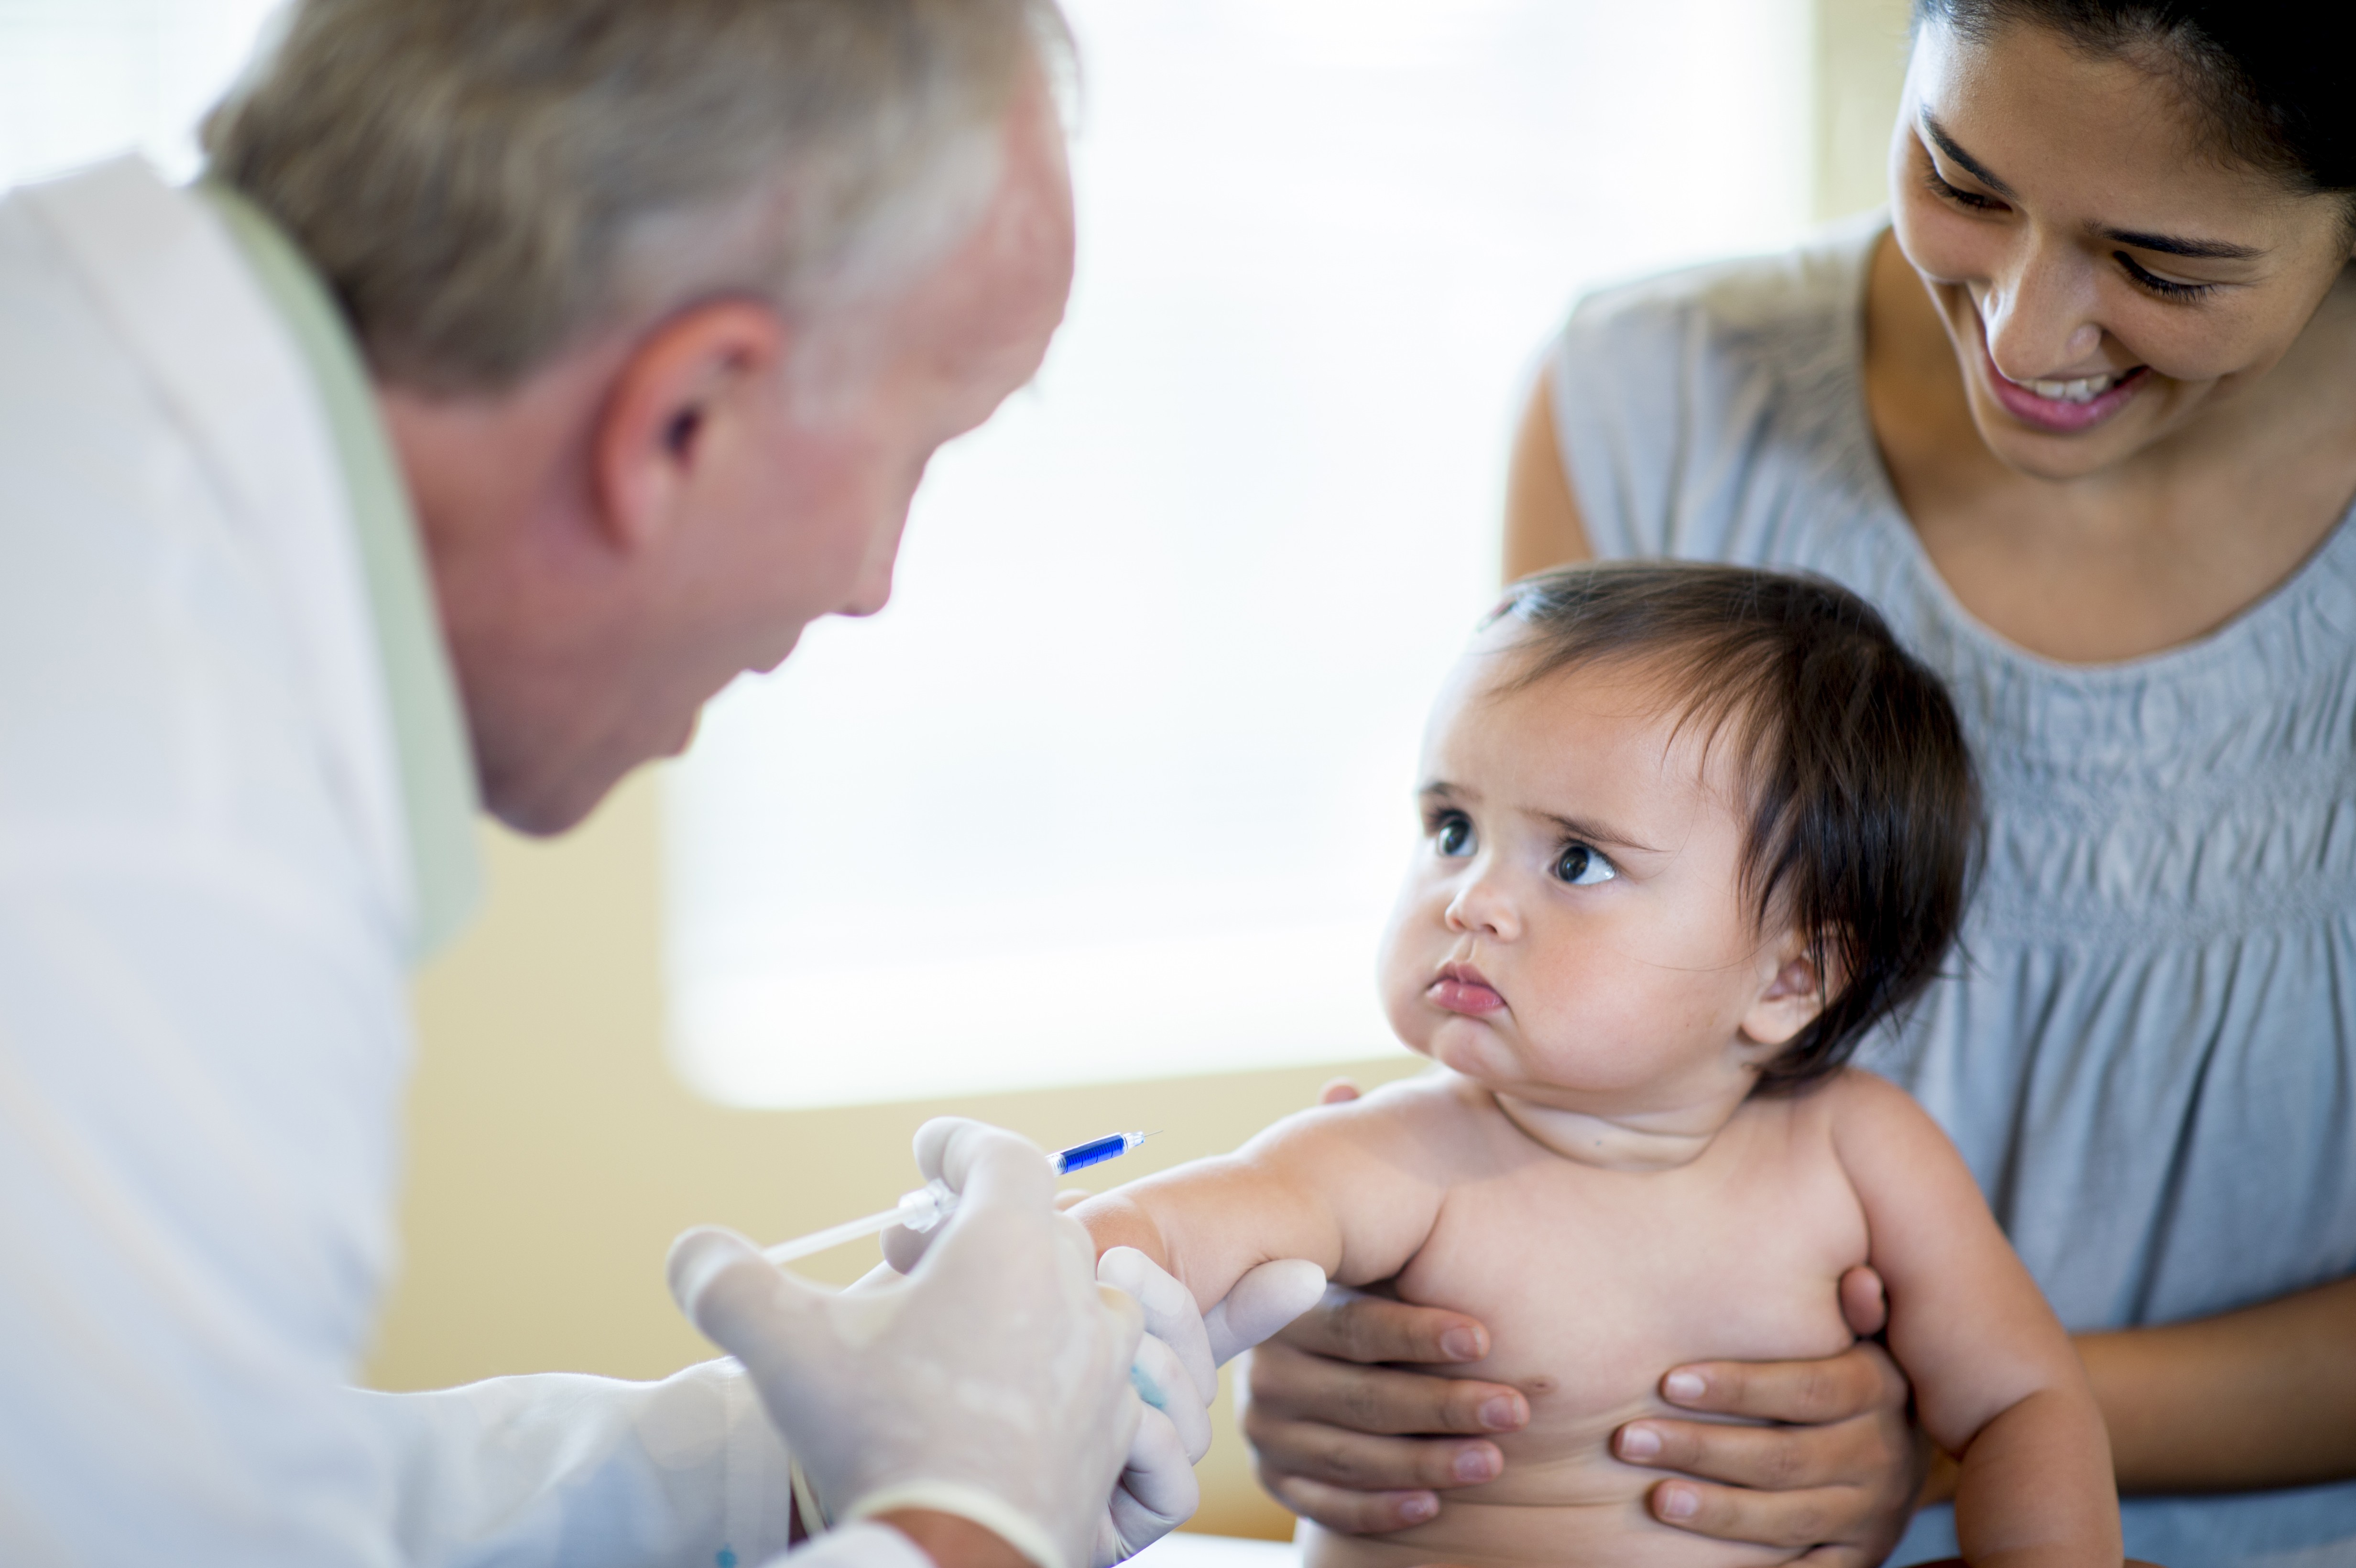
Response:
[1554,843,1615,886]
[1435,814,1475,858]
[2116,251,2217,302]
[1923,166,1998,213]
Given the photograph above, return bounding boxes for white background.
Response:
[665,0,1816,1107]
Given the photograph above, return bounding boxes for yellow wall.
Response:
[367,6,1916,1542]
[370,769,1427,1540]
[1814,0,1913,222]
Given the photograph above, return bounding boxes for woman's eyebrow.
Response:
[1921,111,2015,198]
[2098,226,2262,261]
[1923,110,2263,262]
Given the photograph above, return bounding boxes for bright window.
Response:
[666,0,1815,1108]
[0,0,279,187]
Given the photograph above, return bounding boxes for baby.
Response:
[1079,563,2119,1568]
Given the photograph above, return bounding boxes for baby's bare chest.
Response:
[1391,1111,1869,1481]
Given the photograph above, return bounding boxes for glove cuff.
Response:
[847,1481,1067,1568]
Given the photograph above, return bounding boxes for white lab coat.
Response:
[0,159,925,1568]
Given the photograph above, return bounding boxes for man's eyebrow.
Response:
[1538,811,1662,856]
[1921,112,2016,199]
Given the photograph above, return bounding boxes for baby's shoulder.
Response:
[1786,1067,1969,1188]
[1241,1069,1509,1173]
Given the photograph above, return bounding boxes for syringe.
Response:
[762,1130,1155,1266]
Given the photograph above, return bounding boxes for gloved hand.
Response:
[669,1120,1144,1568]
[875,1129,1328,1567]
[1089,1248,1327,1565]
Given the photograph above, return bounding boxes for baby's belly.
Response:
[1299,1502,1807,1568]
[1297,1398,1810,1568]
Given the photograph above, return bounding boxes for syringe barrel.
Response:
[1053,1133,1133,1175]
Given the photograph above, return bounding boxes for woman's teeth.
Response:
[2023,370,2128,403]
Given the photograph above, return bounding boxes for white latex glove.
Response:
[669,1120,1144,1568]
[1087,1250,1328,1565]
[878,1139,1327,1567]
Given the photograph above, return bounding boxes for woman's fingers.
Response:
[1657,1339,1908,1426]
[1244,1337,1527,1437]
[1268,1289,1494,1369]
[1617,1340,1921,1558]
[1257,1469,1443,1534]
[1613,1407,1887,1491]
[1246,1413,1503,1494]
[1642,1478,1872,1550]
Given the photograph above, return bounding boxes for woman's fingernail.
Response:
[1478,1395,1520,1430]
[1452,1448,1498,1482]
[1657,1484,1699,1521]
[1618,1425,1661,1459]
[1663,1370,1706,1403]
[1399,1494,1439,1524]
[1440,1328,1482,1361]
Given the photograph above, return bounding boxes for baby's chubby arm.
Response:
[1829,1073,2121,1568]
[1073,1084,1454,1316]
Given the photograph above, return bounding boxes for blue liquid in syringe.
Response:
[1054,1130,1148,1175]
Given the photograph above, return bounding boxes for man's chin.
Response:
[472,707,704,837]
[479,749,647,838]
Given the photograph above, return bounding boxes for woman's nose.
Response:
[1444,868,1519,940]
[1979,243,2105,379]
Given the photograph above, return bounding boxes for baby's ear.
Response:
[1738,929,1841,1048]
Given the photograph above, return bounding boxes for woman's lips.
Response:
[1979,334,2150,434]
[1429,962,1505,1015]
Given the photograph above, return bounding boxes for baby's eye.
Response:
[1553,843,1615,886]
[1434,812,1475,858]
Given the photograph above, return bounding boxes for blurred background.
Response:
[1,0,1910,1538]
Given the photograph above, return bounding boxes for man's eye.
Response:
[1435,814,1474,857]
[1554,843,1615,886]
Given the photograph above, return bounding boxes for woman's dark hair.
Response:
[1915,1,2356,207]
[1488,563,1982,1095]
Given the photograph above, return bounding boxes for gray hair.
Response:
[203,0,1071,393]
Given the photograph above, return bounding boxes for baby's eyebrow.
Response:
[1538,811,1662,856]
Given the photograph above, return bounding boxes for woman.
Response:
[1243,4,2356,1563]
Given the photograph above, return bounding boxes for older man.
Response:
[0,3,1311,1565]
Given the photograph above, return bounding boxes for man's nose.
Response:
[1444,865,1519,941]
[1980,240,2105,379]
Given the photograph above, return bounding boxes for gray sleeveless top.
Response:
[1549,222,2356,1568]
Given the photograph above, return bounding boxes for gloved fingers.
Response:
[1128,1324,1213,1462]
[1205,1259,1329,1366]
[912,1117,1055,1211]
[1098,1279,1148,1360]
[878,1220,932,1276]
[667,1225,828,1379]
[1099,1406,1200,1565]
[1098,1247,1217,1408]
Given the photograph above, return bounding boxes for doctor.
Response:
[0,1,1313,1564]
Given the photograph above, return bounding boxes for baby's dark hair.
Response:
[1489,562,1981,1094]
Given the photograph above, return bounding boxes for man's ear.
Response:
[592,299,788,555]
[1738,929,1840,1049]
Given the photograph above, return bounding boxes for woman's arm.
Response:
[1502,376,1593,579]
[2080,1275,2356,1493]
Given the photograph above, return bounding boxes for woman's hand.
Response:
[1238,1286,1532,1532]
[1609,1325,1927,1565]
